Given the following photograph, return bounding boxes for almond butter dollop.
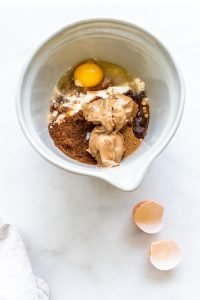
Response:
[83,94,138,133]
[87,127,125,167]
[83,94,137,167]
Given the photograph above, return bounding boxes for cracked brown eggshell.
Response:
[132,201,164,234]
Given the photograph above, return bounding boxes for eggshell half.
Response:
[150,239,182,270]
[132,201,164,233]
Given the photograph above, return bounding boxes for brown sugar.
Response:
[49,113,142,165]
[48,111,144,165]
[48,112,96,164]
[121,126,141,158]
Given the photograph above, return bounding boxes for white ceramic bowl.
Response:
[16,19,185,191]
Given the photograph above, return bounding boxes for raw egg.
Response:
[149,239,182,270]
[74,62,104,88]
[132,200,164,233]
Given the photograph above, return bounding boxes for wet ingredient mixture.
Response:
[48,60,150,167]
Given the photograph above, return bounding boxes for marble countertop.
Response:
[0,2,200,299]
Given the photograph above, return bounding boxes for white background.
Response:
[0,1,200,299]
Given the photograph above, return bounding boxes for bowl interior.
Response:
[18,20,183,190]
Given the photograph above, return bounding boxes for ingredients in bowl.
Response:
[48,60,150,167]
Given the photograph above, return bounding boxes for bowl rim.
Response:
[16,18,185,191]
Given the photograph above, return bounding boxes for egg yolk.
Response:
[74,62,104,88]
